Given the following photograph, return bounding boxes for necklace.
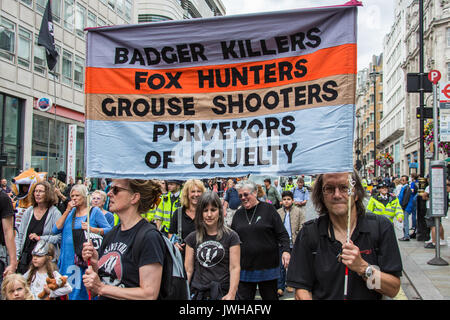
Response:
[245,203,258,225]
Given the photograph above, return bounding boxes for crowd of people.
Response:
[0,169,445,301]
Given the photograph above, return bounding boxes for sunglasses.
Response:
[238,192,251,199]
[110,185,133,195]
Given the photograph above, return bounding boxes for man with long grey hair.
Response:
[287,171,402,300]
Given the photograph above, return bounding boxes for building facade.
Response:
[355,54,383,179]
[0,0,224,182]
[379,0,408,178]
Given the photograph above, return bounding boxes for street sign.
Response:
[407,73,433,93]
[416,107,434,119]
[428,70,441,84]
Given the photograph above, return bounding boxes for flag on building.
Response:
[38,0,58,71]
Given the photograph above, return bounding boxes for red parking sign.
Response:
[428,70,441,84]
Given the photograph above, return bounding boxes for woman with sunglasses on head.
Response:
[81,179,165,300]
[230,180,290,300]
[52,184,111,300]
[16,181,62,274]
[184,191,241,300]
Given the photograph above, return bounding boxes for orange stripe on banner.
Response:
[85,43,356,94]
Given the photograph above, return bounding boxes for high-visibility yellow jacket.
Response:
[153,191,182,233]
[284,184,295,192]
[366,194,404,223]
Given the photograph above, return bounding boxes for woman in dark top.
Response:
[168,179,205,256]
[231,180,291,300]
[16,181,62,274]
[185,191,240,300]
[81,179,164,300]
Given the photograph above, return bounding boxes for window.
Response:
[0,16,15,62]
[447,63,450,82]
[18,27,32,69]
[74,55,84,90]
[125,0,132,21]
[108,0,115,10]
[75,3,86,37]
[49,45,61,81]
[138,14,171,23]
[116,0,124,14]
[87,11,96,28]
[98,18,107,27]
[37,0,61,23]
[64,0,74,31]
[21,0,32,6]
[447,28,450,47]
[62,49,73,85]
[34,34,46,75]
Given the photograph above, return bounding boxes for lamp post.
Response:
[369,66,380,179]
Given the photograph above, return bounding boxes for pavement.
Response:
[394,214,450,300]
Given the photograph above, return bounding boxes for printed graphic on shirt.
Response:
[196,240,225,268]
[98,242,127,287]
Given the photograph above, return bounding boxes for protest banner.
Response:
[85,5,357,179]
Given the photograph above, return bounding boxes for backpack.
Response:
[115,220,190,300]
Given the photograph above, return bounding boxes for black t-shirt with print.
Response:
[185,229,240,292]
[0,192,14,245]
[97,219,165,298]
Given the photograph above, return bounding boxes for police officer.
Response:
[366,182,404,224]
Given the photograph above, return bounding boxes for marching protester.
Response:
[231,181,290,300]
[184,191,241,300]
[293,177,309,208]
[16,181,62,274]
[1,273,34,300]
[81,179,165,300]
[52,184,111,300]
[152,180,174,234]
[264,178,282,209]
[91,190,115,227]
[0,190,17,289]
[398,175,414,241]
[276,190,305,296]
[366,182,404,225]
[223,179,241,227]
[169,179,205,258]
[23,240,72,300]
[286,171,402,300]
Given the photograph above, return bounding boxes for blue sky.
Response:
[220,0,396,71]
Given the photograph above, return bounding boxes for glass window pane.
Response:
[34,34,46,75]
[0,17,15,62]
[49,45,61,81]
[62,49,73,85]
[98,18,106,27]
[4,96,19,145]
[75,3,86,37]
[64,0,74,31]
[125,0,132,21]
[52,0,62,24]
[74,55,84,90]
[21,0,32,6]
[87,11,96,28]
[18,28,32,69]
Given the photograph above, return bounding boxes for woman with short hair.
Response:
[52,184,111,300]
[91,190,114,227]
[231,181,290,300]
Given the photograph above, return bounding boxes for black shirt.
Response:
[286,212,402,300]
[168,207,195,241]
[0,192,14,246]
[231,201,290,271]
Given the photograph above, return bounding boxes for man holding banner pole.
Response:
[286,171,402,300]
